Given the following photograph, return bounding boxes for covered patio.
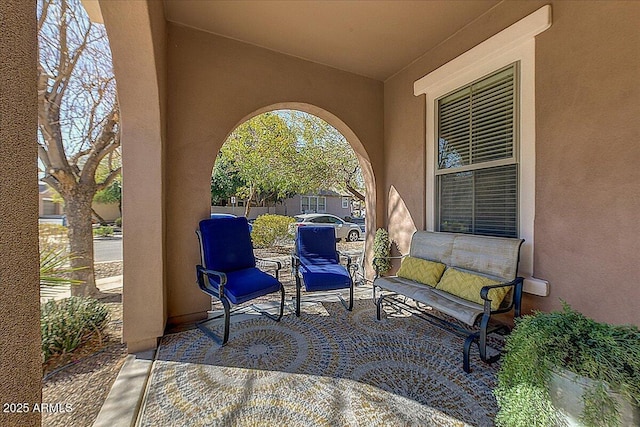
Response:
[2,1,639,426]
[95,273,504,426]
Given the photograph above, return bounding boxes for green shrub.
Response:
[93,225,114,237]
[495,303,640,427]
[372,228,392,274]
[40,247,84,298]
[251,214,295,248]
[114,217,122,227]
[41,296,109,363]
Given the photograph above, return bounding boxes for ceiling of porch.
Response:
[162,0,500,81]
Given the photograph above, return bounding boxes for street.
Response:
[94,236,122,262]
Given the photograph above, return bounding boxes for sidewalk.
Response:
[40,275,123,302]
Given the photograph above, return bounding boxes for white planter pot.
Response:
[549,368,640,426]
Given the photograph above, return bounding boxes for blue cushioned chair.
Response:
[292,226,354,316]
[196,217,285,344]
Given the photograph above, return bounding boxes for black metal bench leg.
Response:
[478,313,490,362]
[463,334,477,373]
[376,294,386,321]
[349,280,353,310]
[339,280,354,311]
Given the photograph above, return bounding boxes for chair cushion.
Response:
[435,268,507,311]
[300,260,351,292]
[207,267,281,305]
[296,227,339,263]
[396,256,446,287]
[199,217,255,272]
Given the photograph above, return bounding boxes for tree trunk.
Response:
[91,207,107,225]
[65,190,99,297]
[244,186,255,218]
[346,182,365,202]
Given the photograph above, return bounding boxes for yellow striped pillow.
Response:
[396,256,446,287]
[436,268,508,311]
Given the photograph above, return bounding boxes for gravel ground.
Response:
[94,261,123,280]
[42,291,126,427]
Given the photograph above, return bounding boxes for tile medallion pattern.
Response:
[138,299,500,426]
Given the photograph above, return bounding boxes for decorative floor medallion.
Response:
[138,299,499,426]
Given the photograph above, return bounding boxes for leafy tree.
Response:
[220,112,301,216]
[210,154,243,206]
[93,154,122,224]
[37,0,120,296]
[212,110,365,214]
[284,110,365,201]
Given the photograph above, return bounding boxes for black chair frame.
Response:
[291,251,354,317]
[195,222,285,345]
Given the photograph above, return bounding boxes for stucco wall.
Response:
[165,24,384,324]
[101,0,168,352]
[0,0,42,425]
[384,1,640,325]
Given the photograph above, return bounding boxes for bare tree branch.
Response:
[37,0,120,297]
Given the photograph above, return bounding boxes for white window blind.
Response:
[436,64,518,238]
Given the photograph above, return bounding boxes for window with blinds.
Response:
[436,64,518,238]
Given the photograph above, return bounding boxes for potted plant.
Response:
[494,303,640,427]
[372,228,392,276]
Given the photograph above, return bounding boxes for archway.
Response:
[218,103,377,249]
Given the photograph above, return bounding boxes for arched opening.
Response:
[205,103,377,295]
[217,103,376,246]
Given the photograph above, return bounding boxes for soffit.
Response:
[163,0,500,81]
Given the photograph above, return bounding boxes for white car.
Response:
[293,214,361,242]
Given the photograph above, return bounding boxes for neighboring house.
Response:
[210,190,356,220]
[286,190,353,219]
[38,182,121,222]
[38,182,63,217]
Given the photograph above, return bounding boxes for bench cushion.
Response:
[436,268,508,311]
[396,256,445,287]
[410,231,523,282]
[375,276,485,326]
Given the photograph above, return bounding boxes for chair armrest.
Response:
[336,251,352,268]
[480,277,524,315]
[255,257,282,271]
[196,265,227,296]
[291,253,301,276]
[291,253,300,265]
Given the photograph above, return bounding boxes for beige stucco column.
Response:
[0,1,42,426]
[100,0,167,352]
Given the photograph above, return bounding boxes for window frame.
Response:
[435,63,520,238]
[300,195,327,213]
[413,5,552,288]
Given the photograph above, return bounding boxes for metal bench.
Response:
[373,231,524,373]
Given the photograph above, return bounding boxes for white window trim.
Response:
[414,5,551,296]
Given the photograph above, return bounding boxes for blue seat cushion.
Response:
[199,217,255,271]
[207,267,281,305]
[296,227,339,263]
[299,258,351,292]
